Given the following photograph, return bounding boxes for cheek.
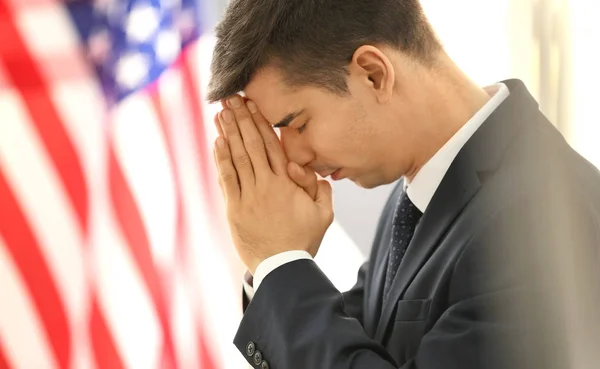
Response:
[311,120,367,159]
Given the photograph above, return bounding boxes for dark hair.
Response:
[207,0,441,102]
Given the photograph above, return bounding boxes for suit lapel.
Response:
[365,181,405,336]
[366,249,388,336]
[373,79,539,342]
[374,155,481,342]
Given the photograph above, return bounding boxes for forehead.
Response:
[243,67,304,124]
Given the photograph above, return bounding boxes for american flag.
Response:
[0,0,247,368]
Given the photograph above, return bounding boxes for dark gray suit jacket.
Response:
[234,80,600,369]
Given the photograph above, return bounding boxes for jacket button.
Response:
[253,351,263,366]
[246,341,255,357]
[261,360,270,369]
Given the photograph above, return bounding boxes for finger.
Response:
[213,145,225,196]
[219,110,255,192]
[316,179,334,221]
[213,137,241,201]
[213,113,224,137]
[226,95,271,179]
[246,99,288,175]
[287,162,317,200]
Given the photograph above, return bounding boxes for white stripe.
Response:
[111,93,178,268]
[196,36,223,147]
[70,336,96,369]
[170,269,200,369]
[51,80,107,191]
[0,235,58,369]
[0,89,88,327]
[92,202,161,369]
[15,3,81,58]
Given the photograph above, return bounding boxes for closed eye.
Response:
[296,121,308,134]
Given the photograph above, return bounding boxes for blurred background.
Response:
[0,0,598,368]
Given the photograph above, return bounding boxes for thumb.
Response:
[315,179,334,220]
[287,162,318,200]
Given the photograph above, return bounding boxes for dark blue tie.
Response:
[382,190,423,303]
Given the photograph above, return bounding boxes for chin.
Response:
[351,172,397,189]
[351,176,380,189]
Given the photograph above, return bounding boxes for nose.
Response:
[279,129,314,168]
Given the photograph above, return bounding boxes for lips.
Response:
[330,168,343,181]
[315,168,344,180]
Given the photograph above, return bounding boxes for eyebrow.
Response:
[273,109,305,128]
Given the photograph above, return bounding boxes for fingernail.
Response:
[228,96,242,108]
[222,109,233,122]
[216,137,225,148]
[246,100,258,113]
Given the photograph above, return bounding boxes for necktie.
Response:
[382,190,423,303]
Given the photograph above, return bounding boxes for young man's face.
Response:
[244,66,412,189]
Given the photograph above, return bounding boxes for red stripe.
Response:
[0,171,71,369]
[0,0,88,233]
[0,63,7,90]
[90,293,125,369]
[197,326,217,369]
[108,143,178,369]
[0,342,10,369]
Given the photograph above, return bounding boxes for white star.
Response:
[126,4,160,43]
[115,52,150,90]
[155,29,181,65]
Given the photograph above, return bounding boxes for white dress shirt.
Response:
[244,83,510,296]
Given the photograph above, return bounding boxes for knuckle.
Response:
[217,150,231,162]
[221,171,238,184]
[245,138,265,153]
[233,153,252,167]
[236,110,252,121]
[263,138,280,151]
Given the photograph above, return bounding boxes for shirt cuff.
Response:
[254,250,313,292]
[242,270,255,301]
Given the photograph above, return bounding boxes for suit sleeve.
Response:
[341,260,369,325]
[242,257,368,316]
[234,259,398,369]
[232,191,600,369]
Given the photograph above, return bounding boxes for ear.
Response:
[350,45,395,104]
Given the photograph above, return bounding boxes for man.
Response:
[207,0,600,368]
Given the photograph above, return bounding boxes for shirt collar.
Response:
[405,83,510,213]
